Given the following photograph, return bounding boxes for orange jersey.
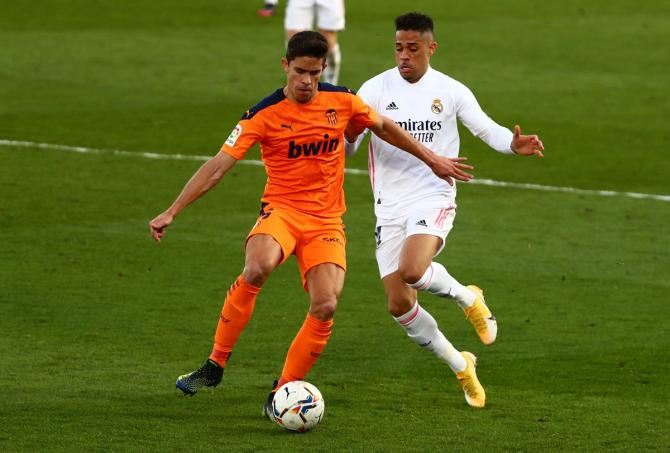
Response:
[220,83,378,218]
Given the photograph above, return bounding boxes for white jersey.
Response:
[348,66,513,220]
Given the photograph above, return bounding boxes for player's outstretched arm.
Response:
[149,152,237,243]
[511,125,545,157]
[368,115,474,185]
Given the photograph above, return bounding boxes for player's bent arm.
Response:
[455,83,543,157]
[165,152,237,218]
[368,115,474,184]
[149,152,237,242]
[453,82,514,154]
[367,115,432,163]
[459,105,514,154]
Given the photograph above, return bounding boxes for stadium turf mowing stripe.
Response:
[2,138,669,203]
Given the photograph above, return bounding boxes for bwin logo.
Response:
[288,136,340,159]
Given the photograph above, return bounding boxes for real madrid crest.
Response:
[431,99,443,114]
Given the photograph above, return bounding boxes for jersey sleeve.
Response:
[344,81,376,156]
[219,115,264,160]
[455,82,514,154]
[349,92,378,131]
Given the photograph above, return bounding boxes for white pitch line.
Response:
[469,178,670,202]
[2,138,669,203]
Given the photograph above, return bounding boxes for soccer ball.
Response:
[271,380,325,432]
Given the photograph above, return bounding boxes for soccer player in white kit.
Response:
[345,12,545,408]
[259,0,345,84]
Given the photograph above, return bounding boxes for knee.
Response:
[387,296,415,318]
[309,293,339,321]
[242,260,275,287]
[398,264,426,287]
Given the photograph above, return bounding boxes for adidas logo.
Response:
[385,101,399,110]
[415,219,427,227]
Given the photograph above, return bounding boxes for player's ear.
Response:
[281,58,289,73]
[429,41,437,56]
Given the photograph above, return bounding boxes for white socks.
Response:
[323,43,341,85]
[408,262,475,309]
[395,263,476,373]
[394,303,466,373]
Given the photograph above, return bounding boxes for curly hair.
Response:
[395,12,434,34]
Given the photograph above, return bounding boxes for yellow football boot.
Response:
[456,351,486,408]
[464,285,497,345]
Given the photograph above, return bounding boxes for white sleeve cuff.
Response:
[344,131,367,156]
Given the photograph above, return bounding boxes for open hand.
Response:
[430,156,474,186]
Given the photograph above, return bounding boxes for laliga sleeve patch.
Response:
[225,124,242,147]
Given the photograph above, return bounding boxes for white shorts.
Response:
[285,0,346,31]
[375,204,456,278]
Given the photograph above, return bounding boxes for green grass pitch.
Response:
[1,0,669,451]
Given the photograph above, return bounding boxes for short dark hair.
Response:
[395,12,434,34]
[286,31,329,62]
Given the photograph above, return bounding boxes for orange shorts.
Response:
[246,203,347,290]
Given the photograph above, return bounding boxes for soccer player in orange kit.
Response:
[149,31,473,418]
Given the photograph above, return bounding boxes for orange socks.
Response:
[277,314,333,388]
[208,277,332,386]
[209,276,261,367]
